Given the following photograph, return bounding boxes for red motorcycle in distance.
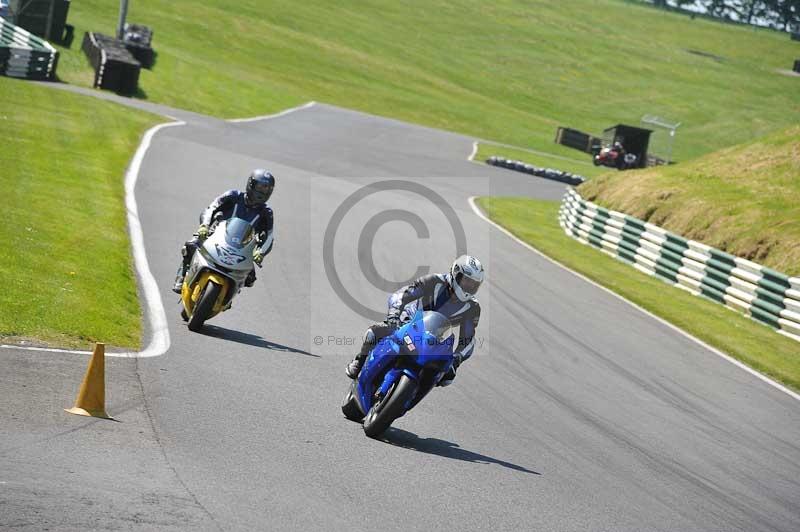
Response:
[593,144,638,170]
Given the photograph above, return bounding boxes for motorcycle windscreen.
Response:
[408,311,455,366]
[224,217,255,249]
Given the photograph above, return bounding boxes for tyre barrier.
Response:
[486,156,586,186]
[81,31,140,95]
[0,17,58,80]
[122,23,154,69]
[7,0,70,42]
[558,188,800,341]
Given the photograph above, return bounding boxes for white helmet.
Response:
[450,255,484,302]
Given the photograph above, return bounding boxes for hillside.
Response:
[578,125,800,275]
[55,0,800,162]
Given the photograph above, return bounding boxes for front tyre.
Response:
[363,375,416,438]
[341,383,363,422]
[187,282,221,332]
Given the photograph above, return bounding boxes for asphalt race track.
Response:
[2,91,799,531]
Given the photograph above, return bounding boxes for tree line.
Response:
[650,1,799,30]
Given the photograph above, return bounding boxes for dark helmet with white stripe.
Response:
[245,169,275,206]
[450,255,484,302]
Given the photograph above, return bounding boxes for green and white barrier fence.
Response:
[558,188,800,341]
[0,17,58,80]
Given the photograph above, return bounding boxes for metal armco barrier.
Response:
[559,188,800,341]
[0,17,58,80]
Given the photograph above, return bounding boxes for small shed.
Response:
[602,124,652,169]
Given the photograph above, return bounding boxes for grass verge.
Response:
[54,0,800,160]
[0,79,161,348]
[476,196,800,392]
[579,125,800,275]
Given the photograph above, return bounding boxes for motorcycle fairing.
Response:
[355,310,456,417]
[181,270,230,317]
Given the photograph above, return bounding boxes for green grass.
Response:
[579,125,800,276]
[7,0,798,350]
[474,142,609,179]
[477,197,800,392]
[55,0,800,161]
[0,79,160,348]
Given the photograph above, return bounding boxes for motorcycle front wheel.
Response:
[187,281,221,332]
[362,374,416,438]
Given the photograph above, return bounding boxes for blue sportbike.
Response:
[341,310,456,438]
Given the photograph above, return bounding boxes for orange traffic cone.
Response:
[65,342,112,419]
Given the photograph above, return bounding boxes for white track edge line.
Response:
[0,345,92,355]
[468,196,800,403]
[467,141,478,161]
[114,121,186,357]
[227,101,316,123]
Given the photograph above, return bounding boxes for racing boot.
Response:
[437,366,457,387]
[173,242,196,294]
[345,326,383,379]
[345,353,366,379]
[173,264,186,294]
[437,354,462,387]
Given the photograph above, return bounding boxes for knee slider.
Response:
[363,328,377,346]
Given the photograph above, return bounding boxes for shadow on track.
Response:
[381,428,541,475]
[200,325,319,357]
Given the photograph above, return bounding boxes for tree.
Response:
[724,1,769,24]
[771,0,800,30]
[647,0,799,29]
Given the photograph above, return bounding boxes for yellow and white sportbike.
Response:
[180,216,259,331]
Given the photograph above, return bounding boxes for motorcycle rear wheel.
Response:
[187,282,221,332]
[363,374,416,438]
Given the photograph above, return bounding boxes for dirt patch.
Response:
[776,69,800,78]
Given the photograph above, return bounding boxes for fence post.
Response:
[117,0,129,39]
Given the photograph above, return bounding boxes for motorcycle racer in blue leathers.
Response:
[345,255,484,387]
